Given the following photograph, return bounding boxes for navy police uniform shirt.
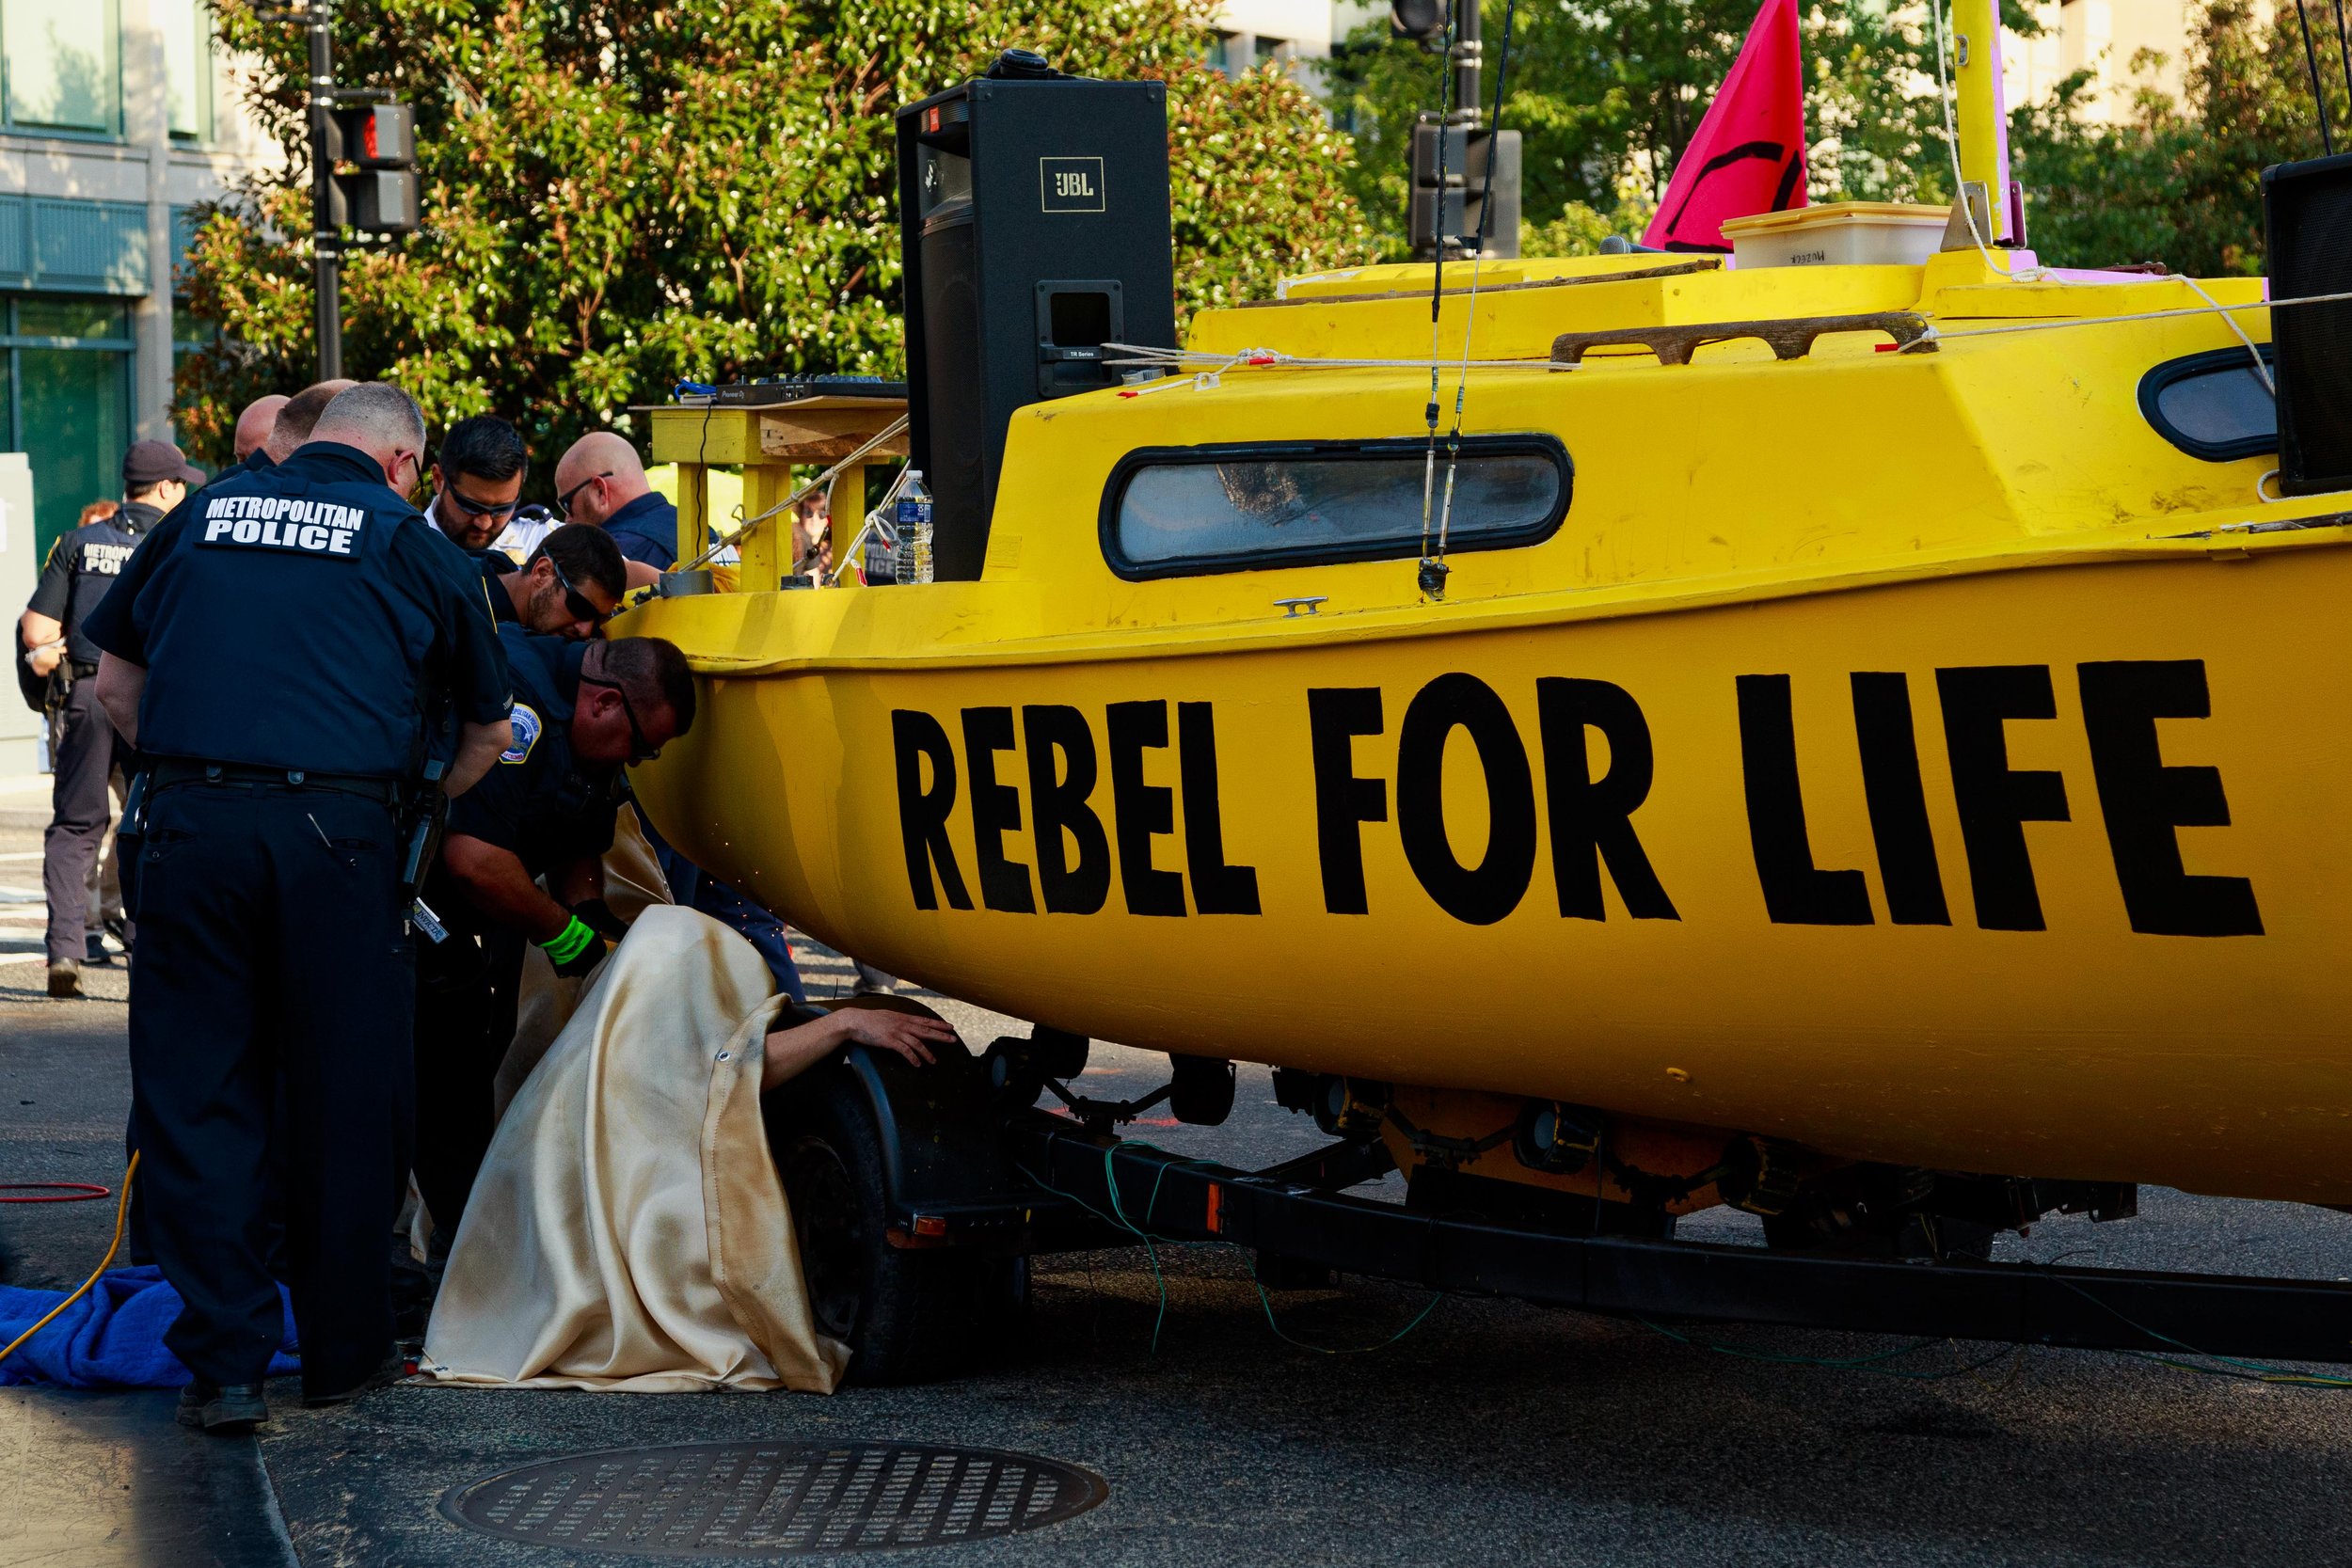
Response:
[84,441,511,780]
[601,491,681,571]
[478,552,522,626]
[444,624,620,877]
[27,499,167,667]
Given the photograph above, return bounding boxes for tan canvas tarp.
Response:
[421,905,849,1393]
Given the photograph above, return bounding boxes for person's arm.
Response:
[94,654,145,745]
[761,1008,959,1092]
[445,718,510,798]
[18,610,63,676]
[440,832,570,942]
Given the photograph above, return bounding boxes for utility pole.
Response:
[256,3,420,382]
[1392,0,1520,260]
[307,0,340,380]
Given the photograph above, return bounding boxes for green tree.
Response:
[1324,0,1992,259]
[175,1,1371,472]
[2010,0,2347,273]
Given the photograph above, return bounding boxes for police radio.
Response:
[397,757,450,940]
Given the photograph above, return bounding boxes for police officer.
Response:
[481,522,626,639]
[84,384,511,1433]
[411,626,694,1241]
[427,415,529,555]
[21,440,202,997]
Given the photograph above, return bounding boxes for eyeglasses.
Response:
[544,553,612,626]
[439,483,521,521]
[579,674,660,764]
[556,471,613,520]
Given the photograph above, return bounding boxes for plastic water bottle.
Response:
[897,469,934,585]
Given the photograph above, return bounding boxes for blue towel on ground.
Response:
[0,1265,299,1389]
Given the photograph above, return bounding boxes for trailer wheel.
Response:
[777,1069,1024,1385]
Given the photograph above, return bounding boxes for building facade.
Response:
[2004,0,2273,124]
[0,0,278,562]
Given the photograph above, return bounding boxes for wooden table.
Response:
[645,396,910,591]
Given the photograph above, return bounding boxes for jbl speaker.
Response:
[2262,150,2352,498]
[897,55,1177,580]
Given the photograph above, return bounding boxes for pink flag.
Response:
[1643,0,1808,252]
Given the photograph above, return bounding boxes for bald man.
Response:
[550,431,691,582]
[231,395,290,467]
[264,379,358,466]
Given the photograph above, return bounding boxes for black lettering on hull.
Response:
[1737,673,1873,925]
[1106,700,1187,917]
[2078,659,2263,937]
[892,709,972,911]
[1936,665,2070,931]
[1395,673,1538,927]
[1851,672,1951,926]
[1024,705,1111,914]
[1178,702,1262,915]
[961,706,1037,913]
[1535,676,1677,921]
[1309,688,1387,915]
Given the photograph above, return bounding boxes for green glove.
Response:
[538,914,608,977]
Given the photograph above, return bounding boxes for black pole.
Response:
[1450,0,1480,128]
[308,1,342,381]
[2293,0,2335,155]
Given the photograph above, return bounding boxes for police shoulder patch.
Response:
[501,704,542,765]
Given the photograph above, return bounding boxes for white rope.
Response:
[1895,287,2352,351]
[2179,274,2277,396]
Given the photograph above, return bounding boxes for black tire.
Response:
[775,1068,1024,1385]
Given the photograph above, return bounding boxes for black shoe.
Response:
[103,915,130,951]
[84,934,112,966]
[176,1379,269,1433]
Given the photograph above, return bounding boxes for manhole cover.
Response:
[439,1440,1107,1557]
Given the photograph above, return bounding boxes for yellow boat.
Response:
[620,37,2352,1239]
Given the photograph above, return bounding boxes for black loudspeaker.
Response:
[897,56,1177,580]
[2262,151,2352,498]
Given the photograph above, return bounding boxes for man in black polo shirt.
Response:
[412,626,694,1240]
[20,439,202,998]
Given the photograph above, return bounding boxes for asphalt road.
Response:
[5,791,2351,1568]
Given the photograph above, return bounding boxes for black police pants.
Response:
[410,924,525,1242]
[127,781,415,1397]
[41,680,118,964]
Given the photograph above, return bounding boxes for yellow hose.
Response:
[0,1150,139,1368]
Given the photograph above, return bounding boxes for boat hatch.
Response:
[2137,344,2279,463]
[1098,434,1571,579]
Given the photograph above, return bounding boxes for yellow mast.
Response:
[1950,0,2010,243]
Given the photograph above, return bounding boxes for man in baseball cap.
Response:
[18,438,204,996]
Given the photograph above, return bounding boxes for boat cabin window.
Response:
[2137,345,2278,462]
[1101,436,1570,578]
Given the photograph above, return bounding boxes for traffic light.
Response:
[1391,0,1447,41]
[1407,120,1521,260]
[322,103,420,234]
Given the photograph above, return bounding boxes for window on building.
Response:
[3,295,135,560]
[1,0,120,135]
[162,0,211,141]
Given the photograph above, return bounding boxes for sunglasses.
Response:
[440,483,520,521]
[545,553,611,626]
[556,470,613,520]
[579,674,660,764]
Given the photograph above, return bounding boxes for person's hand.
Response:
[832,1007,957,1069]
[25,641,63,677]
[570,897,625,940]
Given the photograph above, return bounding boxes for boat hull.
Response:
[628,546,2352,1204]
